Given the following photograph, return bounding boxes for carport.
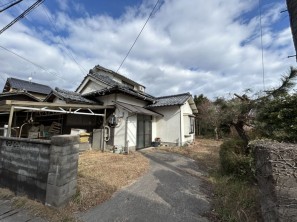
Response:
[0,100,114,150]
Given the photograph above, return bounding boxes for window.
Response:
[189,116,195,134]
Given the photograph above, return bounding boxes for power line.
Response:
[0,45,78,86]
[40,5,87,74]
[258,0,265,91]
[0,0,44,35]
[116,0,161,72]
[0,0,18,8]
[0,0,23,13]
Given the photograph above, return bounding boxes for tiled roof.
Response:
[146,93,191,108]
[75,64,145,92]
[93,65,145,87]
[0,91,41,102]
[83,85,155,102]
[89,72,120,87]
[5,78,52,95]
[44,87,99,104]
[114,101,162,117]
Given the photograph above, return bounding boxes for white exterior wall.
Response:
[116,94,148,107]
[96,94,116,106]
[181,101,195,144]
[150,100,195,146]
[151,106,181,146]
[77,77,109,94]
[113,107,137,151]
[53,97,66,104]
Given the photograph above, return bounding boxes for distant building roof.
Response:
[44,87,99,105]
[0,91,41,102]
[3,78,52,95]
[83,85,155,102]
[147,93,191,107]
[287,0,297,59]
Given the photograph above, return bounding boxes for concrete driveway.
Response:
[80,150,211,222]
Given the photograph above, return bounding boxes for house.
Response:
[77,65,198,150]
[3,77,52,100]
[0,65,198,151]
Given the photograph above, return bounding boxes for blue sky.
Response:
[0,0,295,99]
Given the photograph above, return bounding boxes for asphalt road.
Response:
[80,150,211,222]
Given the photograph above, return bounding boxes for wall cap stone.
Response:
[51,135,79,146]
[0,136,51,144]
[249,139,297,150]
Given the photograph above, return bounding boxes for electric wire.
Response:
[0,0,23,13]
[0,45,78,86]
[40,4,87,74]
[258,0,265,91]
[116,0,161,72]
[0,0,18,8]
[0,0,44,35]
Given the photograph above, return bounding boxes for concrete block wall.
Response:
[250,140,297,222]
[45,135,79,207]
[0,135,79,207]
[0,137,51,202]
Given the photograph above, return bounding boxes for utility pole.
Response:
[286,0,297,61]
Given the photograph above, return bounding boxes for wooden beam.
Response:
[7,106,14,137]
[103,109,106,152]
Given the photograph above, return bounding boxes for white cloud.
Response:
[0,0,295,99]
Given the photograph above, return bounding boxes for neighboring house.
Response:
[3,77,52,100]
[0,91,41,102]
[78,65,198,150]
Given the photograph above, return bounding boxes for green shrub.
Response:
[219,139,255,180]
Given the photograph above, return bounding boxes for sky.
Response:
[0,0,296,99]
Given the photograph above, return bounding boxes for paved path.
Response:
[80,150,211,222]
[0,199,45,222]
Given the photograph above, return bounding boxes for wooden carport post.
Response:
[102,108,106,152]
[7,106,14,137]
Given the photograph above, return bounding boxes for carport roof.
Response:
[0,100,113,113]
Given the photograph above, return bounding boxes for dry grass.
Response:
[0,151,149,222]
[160,139,222,172]
[160,138,262,222]
[69,151,149,212]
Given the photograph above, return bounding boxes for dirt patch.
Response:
[0,150,149,222]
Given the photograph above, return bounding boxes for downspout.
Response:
[179,105,182,147]
[125,113,136,154]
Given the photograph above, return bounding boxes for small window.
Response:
[189,116,195,134]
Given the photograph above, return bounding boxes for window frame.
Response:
[189,116,195,134]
